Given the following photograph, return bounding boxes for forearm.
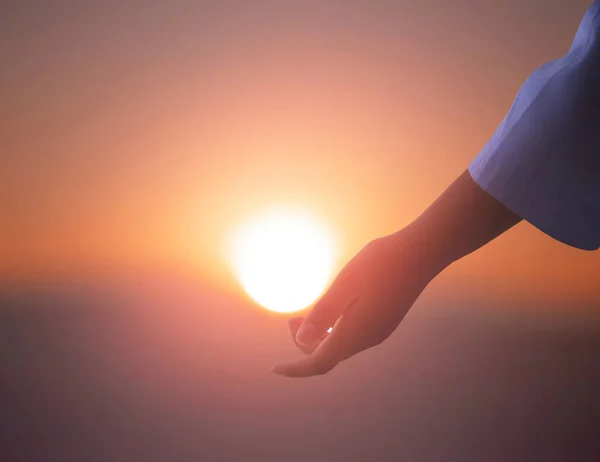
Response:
[403,169,522,270]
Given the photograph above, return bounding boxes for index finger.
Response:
[295,265,359,346]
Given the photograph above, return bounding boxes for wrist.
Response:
[389,220,455,280]
[387,221,454,286]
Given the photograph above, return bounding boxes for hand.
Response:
[270,170,521,378]
[271,227,444,378]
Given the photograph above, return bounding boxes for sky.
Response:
[2,3,600,461]
[1,0,599,304]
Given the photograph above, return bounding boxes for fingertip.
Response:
[270,364,285,375]
[296,322,317,346]
[270,361,305,377]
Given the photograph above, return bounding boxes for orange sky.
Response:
[1,1,598,304]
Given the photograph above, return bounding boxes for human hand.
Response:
[271,228,444,378]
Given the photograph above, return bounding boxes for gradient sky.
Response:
[1,0,598,304]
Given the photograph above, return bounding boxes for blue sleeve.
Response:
[469,1,600,251]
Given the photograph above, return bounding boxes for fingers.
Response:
[294,241,376,346]
[287,317,322,355]
[272,303,369,378]
[271,354,331,378]
[295,275,358,347]
[287,317,303,335]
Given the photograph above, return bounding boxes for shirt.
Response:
[469,1,600,250]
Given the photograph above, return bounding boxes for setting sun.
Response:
[229,208,336,313]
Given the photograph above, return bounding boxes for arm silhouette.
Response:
[272,170,521,377]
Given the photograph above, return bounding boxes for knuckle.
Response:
[366,237,383,250]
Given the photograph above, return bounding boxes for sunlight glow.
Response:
[229,208,335,313]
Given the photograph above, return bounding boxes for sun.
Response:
[229,207,336,313]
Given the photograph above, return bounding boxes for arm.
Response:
[273,2,600,378]
[405,169,522,270]
[272,170,522,378]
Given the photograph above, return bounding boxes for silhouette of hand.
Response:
[271,229,442,377]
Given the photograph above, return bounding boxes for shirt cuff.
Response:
[469,156,600,251]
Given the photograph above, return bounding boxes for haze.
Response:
[1,1,599,461]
